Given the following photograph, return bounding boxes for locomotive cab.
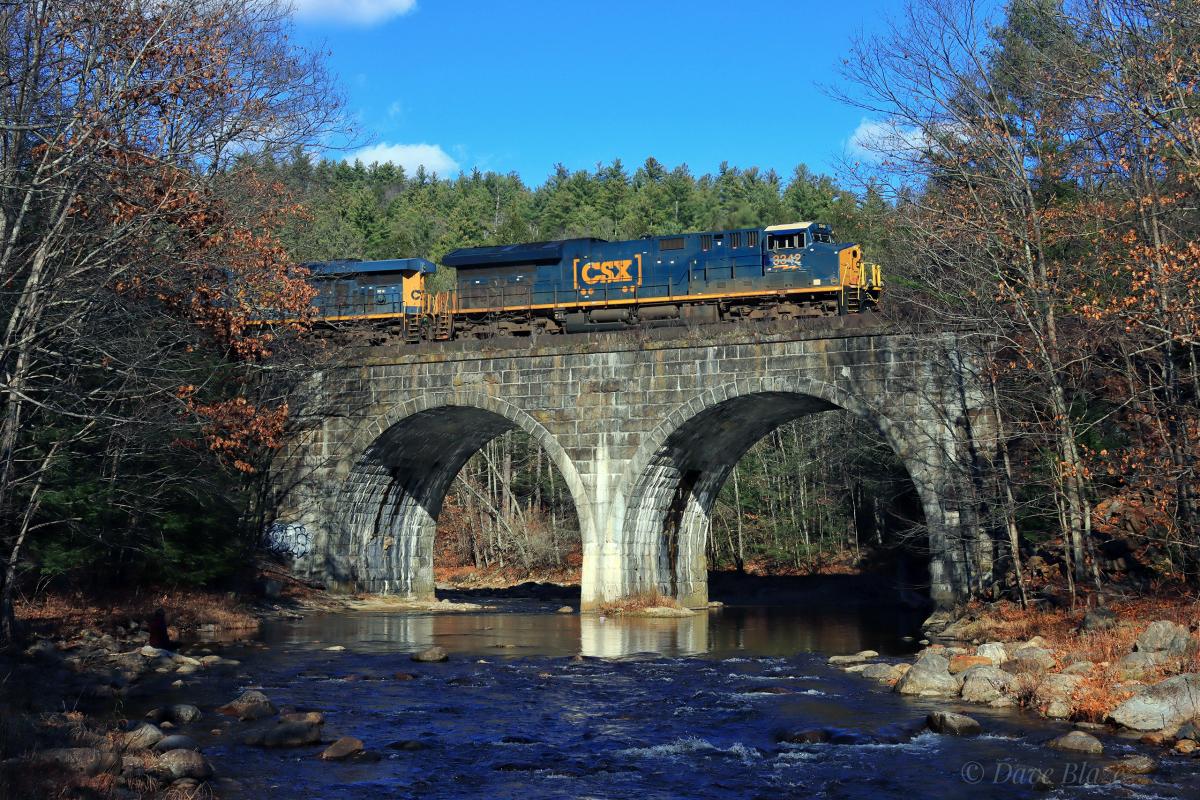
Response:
[307,257,436,320]
[763,222,879,313]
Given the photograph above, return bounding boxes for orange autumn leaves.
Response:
[176,387,289,474]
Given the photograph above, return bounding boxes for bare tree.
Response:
[0,0,346,641]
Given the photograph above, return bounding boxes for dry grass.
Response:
[962,596,1197,658]
[433,561,582,589]
[959,596,1200,723]
[16,587,259,637]
[595,590,683,615]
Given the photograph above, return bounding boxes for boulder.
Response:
[556,606,573,614]
[411,646,448,663]
[169,704,202,725]
[243,720,323,748]
[320,736,365,761]
[155,749,213,781]
[926,711,982,735]
[1037,673,1083,719]
[893,653,960,697]
[122,723,164,752]
[393,672,417,681]
[948,655,993,674]
[1062,661,1094,676]
[153,734,199,753]
[1174,739,1197,755]
[218,690,277,721]
[828,650,879,666]
[1048,730,1103,754]
[1135,621,1193,656]
[974,642,1008,665]
[1008,646,1056,672]
[1109,674,1200,731]
[1118,651,1166,680]
[860,663,902,681]
[960,665,1017,704]
[1107,754,1157,776]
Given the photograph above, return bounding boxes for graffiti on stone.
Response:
[265,522,311,559]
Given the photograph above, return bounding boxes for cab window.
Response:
[768,233,802,250]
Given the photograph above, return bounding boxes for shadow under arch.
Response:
[334,393,592,597]
[618,377,945,607]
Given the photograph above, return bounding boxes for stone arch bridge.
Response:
[275,321,996,610]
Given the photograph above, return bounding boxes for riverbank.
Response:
[829,598,1200,773]
[1,589,270,798]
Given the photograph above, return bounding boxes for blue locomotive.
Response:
[304,221,880,340]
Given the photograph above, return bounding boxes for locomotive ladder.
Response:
[844,284,863,314]
[403,312,422,344]
[422,290,455,341]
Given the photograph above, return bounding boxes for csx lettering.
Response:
[580,259,635,285]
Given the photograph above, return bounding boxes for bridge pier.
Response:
[275,326,995,611]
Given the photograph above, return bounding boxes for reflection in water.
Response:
[578,613,709,658]
[262,602,924,660]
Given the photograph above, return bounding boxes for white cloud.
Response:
[846,118,928,163]
[346,142,459,175]
[292,0,417,26]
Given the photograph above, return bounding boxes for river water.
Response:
[179,599,1200,800]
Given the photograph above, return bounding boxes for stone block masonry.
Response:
[275,321,995,609]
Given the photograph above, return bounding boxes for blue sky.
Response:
[291,0,899,183]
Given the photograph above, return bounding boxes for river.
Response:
[172,598,1199,800]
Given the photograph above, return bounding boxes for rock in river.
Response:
[154,734,199,753]
[412,646,448,663]
[959,665,1016,704]
[155,749,213,781]
[1048,730,1103,754]
[244,720,323,748]
[894,653,960,697]
[122,723,164,751]
[321,736,365,761]
[927,711,982,736]
[828,650,879,666]
[860,662,902,681]
[218,690,277,721]
[1107,754,1157,776]
[1109,673,1200,731]
[169,704,202,725]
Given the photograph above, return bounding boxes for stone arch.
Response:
[614,377,959,607]
[334,392,592,598]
